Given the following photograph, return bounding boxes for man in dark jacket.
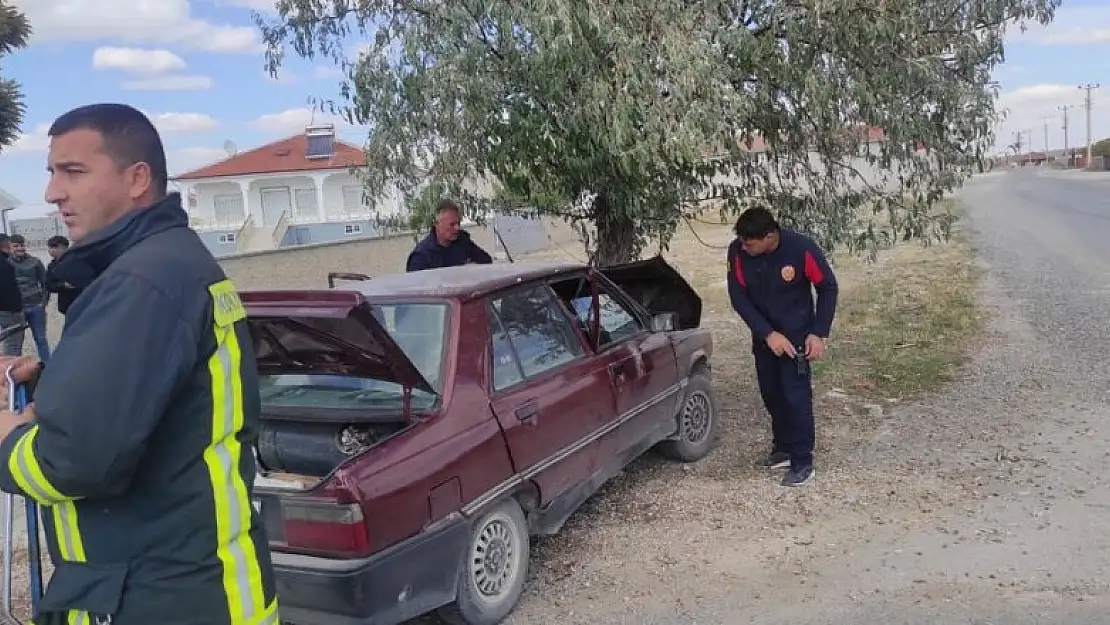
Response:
[0,103,277,624]
[726,207,839,488]
[405,198,493,271]
[8,234,51,360]
[44,235,92,315]
[0,234,24,356]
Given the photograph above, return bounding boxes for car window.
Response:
[568,288,643,347]
[490,286,584,388]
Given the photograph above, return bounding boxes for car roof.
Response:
[349,261,586,300]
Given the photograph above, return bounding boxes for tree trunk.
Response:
[590,193,638,266]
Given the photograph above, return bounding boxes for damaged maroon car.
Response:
[243,257,718,625]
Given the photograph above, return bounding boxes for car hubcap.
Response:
[681,390,711,444]
[472,518,516,597]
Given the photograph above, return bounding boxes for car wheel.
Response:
[437,498,530,625]
[657,369,719,462]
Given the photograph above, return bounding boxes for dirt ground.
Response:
[404,210,984,624]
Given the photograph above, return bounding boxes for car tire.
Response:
[657,368,719,462]
[436,498,530,625]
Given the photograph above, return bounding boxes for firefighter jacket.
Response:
[0,193,278,624]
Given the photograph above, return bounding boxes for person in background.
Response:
[6,234,49,361]
[44,235,92,316]
[0,235,23,356]
[726,206,839,488]
[405,198,493,272]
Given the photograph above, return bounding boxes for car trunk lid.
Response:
[599,255,703,329]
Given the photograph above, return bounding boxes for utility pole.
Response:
[1043,118,1049,152]
[1079,83,1100,168]
[1060,104,1071,163]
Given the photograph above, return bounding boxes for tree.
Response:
[257,0,1060,265]
[0,1,29,151]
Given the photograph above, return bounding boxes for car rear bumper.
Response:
[272,513,469,625]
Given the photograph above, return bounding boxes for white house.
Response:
[172,124,406,256]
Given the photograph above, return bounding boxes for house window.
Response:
[212,194,245,227]
[293,188,317,221]
[342,185,366,213]
[217,233,237,244]
[344,223,363,235]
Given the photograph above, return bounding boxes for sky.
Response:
[0,0,1108,219]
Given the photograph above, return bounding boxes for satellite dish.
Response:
[223,140,237,157]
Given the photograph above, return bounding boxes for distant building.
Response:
[9,212,64,249]
[171,124,409,257]
[0,188,22,235]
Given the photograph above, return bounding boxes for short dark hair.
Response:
[48,103,168,196]
[734,206,780,239]
[8,234,24,245]
[435,198,460,215]
[47,235,69,248]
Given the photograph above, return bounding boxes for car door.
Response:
[486,283,617,504]
[575,275,682,458]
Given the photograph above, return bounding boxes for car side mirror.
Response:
[650,312,677,332]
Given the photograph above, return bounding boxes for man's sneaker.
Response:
[782,465,815,487]
[761,451,790,470]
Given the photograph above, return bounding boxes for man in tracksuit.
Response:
[0,103,278,624]
[726,207,839,487]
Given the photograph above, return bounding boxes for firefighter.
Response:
[0,103,277,624]
[726,207,839,487]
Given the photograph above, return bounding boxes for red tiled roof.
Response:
[172,133,367,181]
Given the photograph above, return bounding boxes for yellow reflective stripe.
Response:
[204,319,267,623]
[7,425,74,506]
[52,499,87,624]
[209,279,246,328]
[66,610,89,624]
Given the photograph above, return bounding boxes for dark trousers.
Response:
[753,344,815,467]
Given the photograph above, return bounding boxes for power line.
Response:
[1079,83,1100,168]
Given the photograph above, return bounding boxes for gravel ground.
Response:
[411,168,1110,624]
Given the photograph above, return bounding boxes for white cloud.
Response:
[168,147,230,176]
[92,47,186,74]
[248,108,350,134]
[2,123,50,155]
[1009,5,1110,46]
[12,0,263,54]
[148,112,219,135]
[122,75,215,91]
[994,83,1110,152]
[220,0,278,12]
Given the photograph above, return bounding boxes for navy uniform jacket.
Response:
[0,193,278,624]
[405,230,493,272]
[726,228,839,347]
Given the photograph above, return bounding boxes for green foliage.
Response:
[256,0,1060,264]
[0,1,30,151]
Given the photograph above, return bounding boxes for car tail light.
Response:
[279,498,368,556]
[260,475,370,558]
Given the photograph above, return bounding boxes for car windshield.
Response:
[258,302,448,412]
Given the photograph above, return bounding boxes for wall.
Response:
[219,217,581,291]
[279,220,380,247]
[196,229,241,257]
